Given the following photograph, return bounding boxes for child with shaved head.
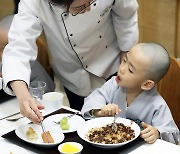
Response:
[81,43,179,144]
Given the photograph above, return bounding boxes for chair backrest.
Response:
[157,57,180,129]
[36,38,54,80]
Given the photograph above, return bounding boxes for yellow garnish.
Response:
[61,143,80,153]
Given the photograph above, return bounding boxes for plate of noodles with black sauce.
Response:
[77,117,140,149]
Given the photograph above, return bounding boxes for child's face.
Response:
[116,45,150,90]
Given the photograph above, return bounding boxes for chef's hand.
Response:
[92,104,121,117]
[10,80,44,124]
[140,122,160,144]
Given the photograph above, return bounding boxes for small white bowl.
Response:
[58,142,83,154]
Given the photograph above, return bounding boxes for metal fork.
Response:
[112,115,117,132]
[53,112,79,124]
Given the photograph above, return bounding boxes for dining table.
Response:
[0,97,180,154]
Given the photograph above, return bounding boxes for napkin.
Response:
[0,117,30,129]
[0,115,31,136]
[0,138,36,154]
[0,99,20,119]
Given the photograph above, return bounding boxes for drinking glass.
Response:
[29,81,46,101]
[29,81,47,134]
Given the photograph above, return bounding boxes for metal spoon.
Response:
[112,115,117,132]
[6,116,24,122]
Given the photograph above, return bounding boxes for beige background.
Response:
[138,0,180,57]
[0,0,14,19]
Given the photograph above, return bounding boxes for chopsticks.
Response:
[53,112,79,124]
[40,120,50,143]
[0,112,20,120]
[30,98,50,142]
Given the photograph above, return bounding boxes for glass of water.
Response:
[29,81,46,101]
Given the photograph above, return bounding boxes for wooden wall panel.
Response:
[138,0,179,57]
[175,0,180,57]
[0,0,14,20]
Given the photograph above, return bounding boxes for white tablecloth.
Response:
[129,139,180,154]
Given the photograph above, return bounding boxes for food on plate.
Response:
[61,143,80,153]
[26,127,38,141]
[61,124,70,130]
[86,123,135,144]
[60,117,70,130]
[41,131,55,143]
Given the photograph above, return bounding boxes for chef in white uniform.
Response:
[81,43,179,144]
[2,0,138,123]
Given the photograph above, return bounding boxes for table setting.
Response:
[0,107,144,154]
[0,96,180,154]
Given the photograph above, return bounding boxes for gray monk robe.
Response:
[81,77,179,144]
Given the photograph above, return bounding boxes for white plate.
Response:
[77,117,140,149]
[43,113,85,133]
[15,123,64,148]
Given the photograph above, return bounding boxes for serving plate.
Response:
[43,113,85,133]
[77,117,140,149]
[15,123,64,148]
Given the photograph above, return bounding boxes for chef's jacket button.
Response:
[64,13,67,17]
[98,21,100,23]
[81,57,83,59]
[93,3,96,6]
[74,44,76,47]
[99,35,102,38]
[70,34,73,36]
[106,45,108,48]
[85,65,88,68]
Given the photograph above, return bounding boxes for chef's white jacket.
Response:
[2,0,138,96]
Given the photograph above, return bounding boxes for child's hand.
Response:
[140,122,160,144]
[100,104,121,116]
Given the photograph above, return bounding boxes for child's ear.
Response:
[141,80,155,90]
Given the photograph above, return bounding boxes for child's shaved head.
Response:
[137,43,170,83]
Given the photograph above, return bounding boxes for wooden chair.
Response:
[157,57,180,129]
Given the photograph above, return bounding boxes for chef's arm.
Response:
[112,0,139,51]
[10,80,43,123]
